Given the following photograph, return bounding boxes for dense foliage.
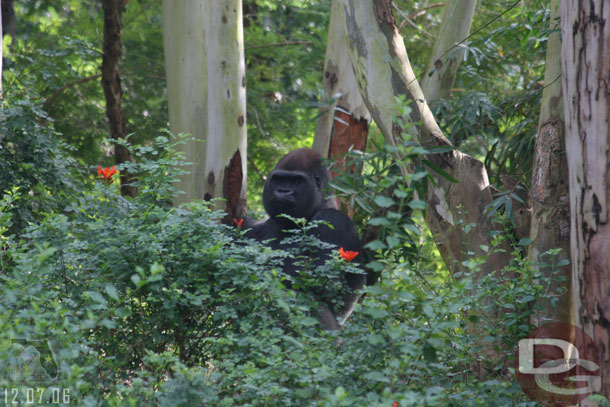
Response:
[0,0,585,406]
[5,0,549,207]
[1,135,557,406]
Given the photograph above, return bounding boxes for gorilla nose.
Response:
[276,188,292,197]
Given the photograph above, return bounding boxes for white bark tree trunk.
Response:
[163,0,247,220]
[421,0,477,103]
[313,0,370,159]
[561,0,610,393]
[339,0,511,277]
[530,0,572,325]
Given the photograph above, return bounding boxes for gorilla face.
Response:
[263,169,322,223]
[262,148,329,226]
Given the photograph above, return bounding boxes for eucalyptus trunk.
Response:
[421,0,477,103]
[530,0,571,325]
[339,0,511,278]
[562,0,610,394]
[313,0,370,169]
[162,0,247,221]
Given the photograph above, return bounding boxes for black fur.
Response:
[245,149,365,329]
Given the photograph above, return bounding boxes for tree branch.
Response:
[246,40,313,50]
[43,74,102,108]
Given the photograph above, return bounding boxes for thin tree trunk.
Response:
[421,0,477,103]
[1,0,15,42]
[561,0,610,394]
[1,0,16,92]
[340,0,511,278]
[1,1,3,92]
[101,0,137,197]
[163,0,247,222]
[530,0,571,325]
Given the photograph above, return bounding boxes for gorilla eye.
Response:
[314,176,321,188]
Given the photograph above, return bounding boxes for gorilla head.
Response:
[262,148,334,226]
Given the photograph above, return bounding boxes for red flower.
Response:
[392,402,399,407]
[233,218,244,228]
[97,166,118,185]
[339,247,359,262]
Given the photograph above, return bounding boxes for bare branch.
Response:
[246,40,313,50]
[43,74,102,108]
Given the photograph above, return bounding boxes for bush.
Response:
[0,94,79,235]
[0,135,557,406]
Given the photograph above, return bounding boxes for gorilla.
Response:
[244,148,365,330]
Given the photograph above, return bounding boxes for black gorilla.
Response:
[244,148,365,330]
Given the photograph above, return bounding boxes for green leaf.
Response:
[364,307,388,319]
[365,240,387,250]
[85,291,106,305]
[283,335,304,349]
[368,217,392,226]
[104,284,119,301]
[131,274,141,287]
[394,189,409,198]
[374,196,395,208]
[386,235,400,249]
[99,319,116,329]
[362,371,390,383]
[408,199,426,210]
[367,261,385,272]
[422,159,459,183]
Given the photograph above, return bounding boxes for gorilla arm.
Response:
[310,208,366,322]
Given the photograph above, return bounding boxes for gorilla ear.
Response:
[314,175,322,189]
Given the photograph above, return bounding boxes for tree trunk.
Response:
[561,0,610,394]
[421,0,477,103]
[101,0,137,198]
[1,0,15,42]
[313,0,370,163]
[0,1,3,92]
[162,0,247,222]
[340,0,511,278]
[1,0,15,88]
[530,0,572,325]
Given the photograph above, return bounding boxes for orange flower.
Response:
[339,247,359,262]
[97,166,118,185]
[392,402,399,407]
[233,218,244,228]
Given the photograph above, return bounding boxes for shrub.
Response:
[0,135,559,406]
[0,95,79,236]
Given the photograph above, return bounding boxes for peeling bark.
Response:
[223,149,245,222]
[561,0,610,394]
[340,0,511,277]
[163,0,247,218]
[313,0,371,159]
[529,0,572,326]
[101,0,137,198]
[328,109,368,178]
